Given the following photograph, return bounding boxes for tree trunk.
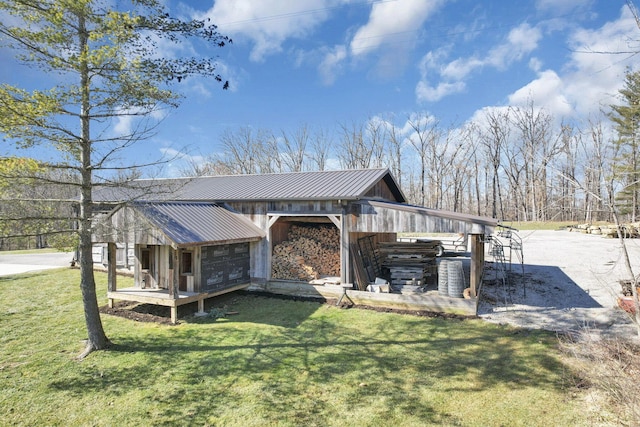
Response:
[77,12,110,359]
[78,227,110,359]
[612,210,640,337]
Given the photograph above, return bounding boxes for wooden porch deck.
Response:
[107,283,251,323]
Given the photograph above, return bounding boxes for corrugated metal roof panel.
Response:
[179,169,395,201]
[94,168,406,203]
[134,202,265,246]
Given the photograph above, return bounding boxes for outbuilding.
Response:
[94,168,497,322]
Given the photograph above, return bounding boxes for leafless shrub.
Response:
[559,331,640,426]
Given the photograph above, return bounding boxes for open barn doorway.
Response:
[270,218,340,283]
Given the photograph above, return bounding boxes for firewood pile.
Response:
[378,241,441,286]
[271,224,340,281]
[568,223,640,238]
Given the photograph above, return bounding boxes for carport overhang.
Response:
[348,200,498,297]
[350,200,497,235]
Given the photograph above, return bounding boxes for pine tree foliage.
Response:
[610,69,640,222]
[0,0,229,358]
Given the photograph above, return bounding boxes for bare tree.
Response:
[407,113,440,207]
[336,121,370,169]
[308,127,332,171]
[366,117,388,168]
[511,100,566,221]
[477,109,510,219]
[448,125,477,212]
[281,125,309,172]
[220,127,269,174]
[385,118,404,188]
[581,116,614,222]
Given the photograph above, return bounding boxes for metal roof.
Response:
[94,168,406,203]
[133,202,265,247]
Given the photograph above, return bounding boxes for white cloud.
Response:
[416,80,465,102]
[489,23,542,68]
[535,0,590,14]
[319,45,347,85]
[507,69,573,117]
[561,6,639,118]
[198,0,447,85]
[529,57,543,72]
[201,0,338,62]
[349,0,443,57]
[416,22,542,103]
[470,6,640,126]
[440,57,483,81]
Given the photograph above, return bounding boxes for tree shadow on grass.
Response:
[101,291,326,329]
[50,308,567,425]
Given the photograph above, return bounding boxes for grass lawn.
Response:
[0,269,595,426]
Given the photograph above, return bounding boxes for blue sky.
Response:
[2,0,640,176]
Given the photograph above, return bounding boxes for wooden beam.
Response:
[107,242,117,293]
[340,211,350,284]
[170,248,179,299]
[267,214,280,228]
[327,215,341,229]
[469,234,484,297]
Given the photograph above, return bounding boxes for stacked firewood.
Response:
[271,224,340,281]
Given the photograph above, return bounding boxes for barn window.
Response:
[141,248,150,270]
[181,251,193,274]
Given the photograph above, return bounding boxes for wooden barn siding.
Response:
[93,207,137,244]
[364,180,398,201]
[350,204,476,234]
[94,207,169,246]
[227,202,269,283]
[270,221,290,246]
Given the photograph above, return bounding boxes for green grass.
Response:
[499,221,579,231]
[0,268,593,426]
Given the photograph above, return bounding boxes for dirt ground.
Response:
[477,229,639,340]
[101,229,640,340]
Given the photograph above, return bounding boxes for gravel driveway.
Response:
[0,251,75,276]
[478,229,639,340]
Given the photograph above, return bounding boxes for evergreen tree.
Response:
[610,69,640,222]
[0,0,229,358]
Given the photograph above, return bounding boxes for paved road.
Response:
[0,251,75,276]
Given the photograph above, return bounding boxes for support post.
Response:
[169,249,180,324]
[170,248,180,300]
[470,234,484,297]
[107,242,117,293]
[340,211,349,285]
